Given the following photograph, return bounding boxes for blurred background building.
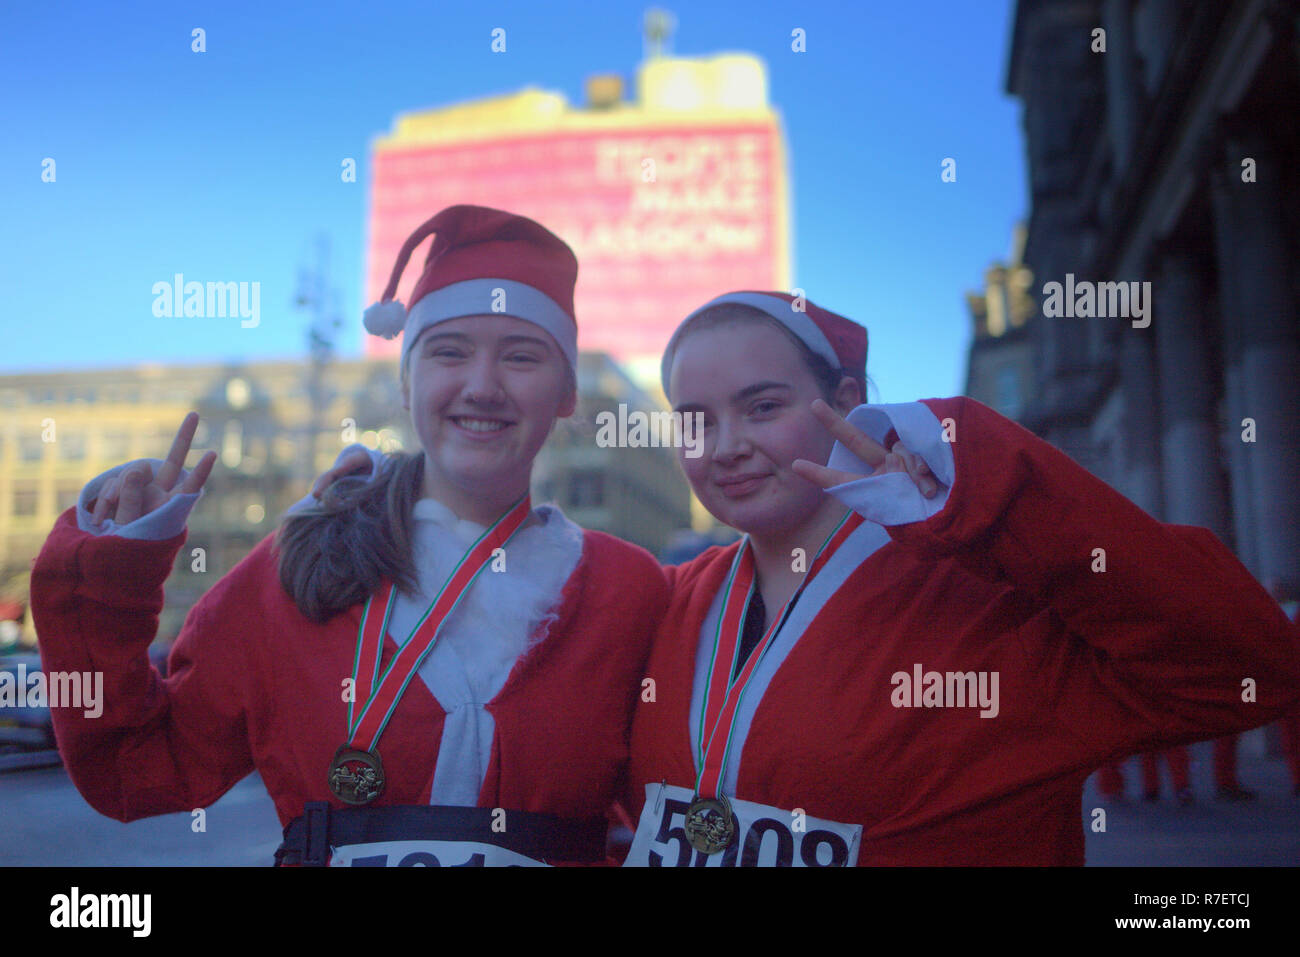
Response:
[969,0,1300,763]
[971,0,1298,598]
[0,359,389,645]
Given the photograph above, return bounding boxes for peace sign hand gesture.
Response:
[792,399,941,498]
[91,412,218,526]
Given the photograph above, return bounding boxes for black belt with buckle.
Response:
[274,802,608,866]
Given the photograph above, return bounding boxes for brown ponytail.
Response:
[276,452,424,623]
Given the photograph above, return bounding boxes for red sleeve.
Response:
[892,396,1300,753]
[30,509,257,821]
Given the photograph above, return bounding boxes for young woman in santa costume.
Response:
[30,205,669,866]
[615,290,1300,866]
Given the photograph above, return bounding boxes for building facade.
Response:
[1002,0,1300,598]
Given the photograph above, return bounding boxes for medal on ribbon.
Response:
[328,494,533,805]
[328,746,385,806]
[683,793,737,855]
[686,510,863,853]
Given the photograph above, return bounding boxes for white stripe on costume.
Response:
[689,517,890,797]
[688,401,955,796]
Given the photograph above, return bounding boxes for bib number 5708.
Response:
[627,784,861,867]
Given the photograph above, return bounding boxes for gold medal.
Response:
[328,745,385,805]
[684,793,736,854]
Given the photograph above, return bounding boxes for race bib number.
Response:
[329,840,548,867]
[625,783,862,867]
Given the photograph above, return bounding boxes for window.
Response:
[996,366,1023,419]
[272,436,298,465]
[244,497,266,525]
[19,434,45,462]
[222,420,243,468]
[568,471,604,508]
[12,482,39,517]
[56,481,82,513]
[99,431,132,461]
[58,432,86,460]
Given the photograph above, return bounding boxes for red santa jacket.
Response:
[625,396,1300,865]
[31,515,669,842]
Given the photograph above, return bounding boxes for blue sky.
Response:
[2,0,1026,404]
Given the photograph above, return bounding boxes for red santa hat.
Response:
[363,205,579,371]
[660,290,867,395]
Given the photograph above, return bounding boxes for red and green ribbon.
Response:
[695,509,864,799]
[344,494,533,753]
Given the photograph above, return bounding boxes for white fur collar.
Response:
[394,500,584,698]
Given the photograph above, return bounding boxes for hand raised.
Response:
[310,447,375,499]
[91,412,217,526]
[791,399,940,498]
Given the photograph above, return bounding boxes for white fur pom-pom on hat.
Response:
[365,206,580,369]
[362,299,408,339]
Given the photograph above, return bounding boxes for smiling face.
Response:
[402,314,576,522]
[668,317,859,541]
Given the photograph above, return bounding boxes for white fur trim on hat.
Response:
[660,292,840,395]
[363,299,408,339]
[402,278,577,368]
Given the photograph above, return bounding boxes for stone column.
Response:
[1151,244,1230,539]
[1030,206,1092,403]
[1119,314,1164,518]
[1210,134,1300,591]
[1133,0,1183,94]
[1103,0,1143,174]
